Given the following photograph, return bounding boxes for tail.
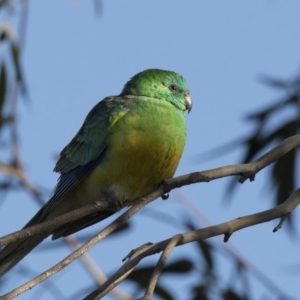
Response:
[0,204,115,278]
[0,209,49,278]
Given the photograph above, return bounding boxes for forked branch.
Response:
[1,135,300,299]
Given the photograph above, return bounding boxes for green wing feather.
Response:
[40,96,132,218]
[54,96,131,174]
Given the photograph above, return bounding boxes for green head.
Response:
[121,69,192,114]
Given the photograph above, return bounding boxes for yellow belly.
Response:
[84,101,186,202]
[85,132,182,201]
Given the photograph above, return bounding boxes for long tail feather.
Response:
[0,232,49,278]
[0,207,48,278]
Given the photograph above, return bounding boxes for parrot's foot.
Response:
[161,193,169,200]
[161,180,170,200]
[104,193,124,212]
[94,195,123,213]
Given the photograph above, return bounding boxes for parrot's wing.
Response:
[55,96,131,174]
[0,96,134,277]
[40,96,133,218]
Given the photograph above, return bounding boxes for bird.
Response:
[0,68,192,277]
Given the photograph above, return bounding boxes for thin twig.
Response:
[2,0,45,205]
[138,234,183,300]
[64,236,133,300]
[82,187,300,300]
[238,135,300,183]
[164,135,300,192]
[84,244,155,300]
[273,213,290,232]
[174,191,292,297]
[0,160,43,202]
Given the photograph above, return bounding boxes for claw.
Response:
[161,193,169,200]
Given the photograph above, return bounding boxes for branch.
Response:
[138,234,183,300]
[2,134,300,248]
[1,134,300,299]
[83,187,300,299]
[64,236,133,300]
[0,202,110,247]
[238,134,300,183]
[174,191,289,297]
[165,134,300,191]
[0,0,44,206]
[0,160,43,204]
[0,193,160,300]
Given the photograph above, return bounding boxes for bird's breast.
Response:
[86,101,186,202]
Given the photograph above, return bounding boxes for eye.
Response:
[169,84,178,92]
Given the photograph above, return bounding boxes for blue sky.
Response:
[1,1,300,299]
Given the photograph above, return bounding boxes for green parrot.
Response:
[0,69,192,277]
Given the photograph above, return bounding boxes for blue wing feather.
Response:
[40,149,107,219]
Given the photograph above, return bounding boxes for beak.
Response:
[185,93,192,113]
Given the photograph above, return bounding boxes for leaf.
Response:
[0,64,6,126]
[162,258,194,274]
[126,267,152,286]
[0,0,8,9]
[108,220,131,236]
[127,259,193,285]
[259,75,291,89]
[0,181,13,191]
[93,0,103,16]
[0,31,6,42]
[10,42,22,83]
[151,284,174,300]
[272,150,295,205]
[224,73,300,229]
[185,221,214,269]
[126,267,174,300]
[246,94,299,123]
[226,117,300,204]
[191,284,209,300]
[222,289,247,300]
[125,259,193,299]
[10,42,28,97]
[267,120,298,213]
[197,240,214,270]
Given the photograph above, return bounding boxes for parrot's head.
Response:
[121,69,192,114]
